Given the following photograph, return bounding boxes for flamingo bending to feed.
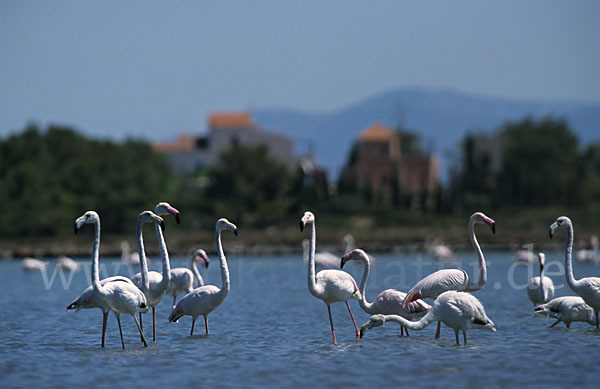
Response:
[130,202,180,342]
[300,211,362,344]
[74,211,150,348]
[534,296,596,328]
[167,249,210,308]
[22,257,48,272]
[549,216,600,328]
[341,248,430,336]
[403,212,495,339]
[168,218,237,336]
[360,290,496,345]
[527,253,554,307]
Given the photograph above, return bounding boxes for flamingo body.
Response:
[168,249,209,307]
[534,296,596,328]
[527,252,554,306]
[22,257,48,272]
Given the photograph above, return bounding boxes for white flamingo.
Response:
[300,211,362,344]
[130,203,180,342]
[341,248,430,336]
[168,218,237,336]
[120,240,141,265]
[57,255,81,272]
[21,257,48,272]
[549,216,600,328]
[428,240,456,261]
[74,211,150,348]
[514,249,537,264]
[167,249,210,308]
[576,235,599,263]
[403,212,495,339]
[302,234,357,269]
[527,253,554,307]
[534,296,597,328]
[360,290,496,345]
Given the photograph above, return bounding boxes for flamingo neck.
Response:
[190,258,204,288]
[564,223,578,290]
[307,222,318,295]
[216,227,230,300]
[91,218,107,297]
[385,310,435,331]
[136,217,150,293]
[155,223,171,294]
[468,220,487,291]
[357,255,375,313]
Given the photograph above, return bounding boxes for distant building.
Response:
[355,123,438,200]
[154,112,296,174]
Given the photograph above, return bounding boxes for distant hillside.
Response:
[251,87,600,180]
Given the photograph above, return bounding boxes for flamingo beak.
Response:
[175,213,181,224]
[161,221,165,232]
[491,222,496,234]
[300,220,305,232]
[234,228,238,237]
[74,223,78,234]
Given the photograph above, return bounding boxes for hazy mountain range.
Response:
[251,87,600,180]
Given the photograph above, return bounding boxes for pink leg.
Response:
[139,312,145,342]
[152,306,156,342]
[101,311,108,348]
[405,328,410,337]
[327,304,337,344]
[190,318,196,336]
[204,315,209,335]
[400,326,405,336]
[435,321,441,339]
[345,301,360,341]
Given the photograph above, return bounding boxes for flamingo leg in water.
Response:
[101,311,108,348]
[462,330,467,345]
[454,329,459,345]
[596,311,599,329]
[549,319,561,328]
[435,321,441,339]
[327,304,337,344]
[345,301,360,341]
[406,328,410,337]
[190,318,196,336]
[204,315,209,335]
[139,312,144,342]
[116,314,125,349]
[152,307,156,342]
[132,314,148,347]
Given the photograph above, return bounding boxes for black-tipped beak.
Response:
[491,222,496,234]
[205,262,209,269]
[549,229,553,239]
[161,221,165,232]
[234,228,238,237]
[359,328,366,339]
[175,213,181,224]
[74,224,78,234]
[340,258,345,269]
[300,221,304,232]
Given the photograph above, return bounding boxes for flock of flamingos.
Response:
[21,202,600,348]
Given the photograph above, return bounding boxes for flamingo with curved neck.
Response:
[403,212,495,338]
[527,253,554,307]
[301,211,362,344]
[341,248,430,336]
[360,291,496,345]
[168,218,237,336]
[549,216,600,328]
[168,249,210,308]
[74,211,152,349]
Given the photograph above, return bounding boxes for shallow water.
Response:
[1,251,599,388]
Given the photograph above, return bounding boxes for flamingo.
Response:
[549,216,600,328]
[576,235,599,263]
[57,255,81,272]
[527,253,554,307]
[130,203,180,342]
[300,211,362,344]
[360,290,496,345]
[341,248,430,336]
[534,296,597,328]
[21,257,48,272]
[513,249,537,264]
[168,218,237,336]
[120,240,141,265]
[403,212,495,339]
[74,211,150,348]
[167,249,210,308]
[302,234,358,269]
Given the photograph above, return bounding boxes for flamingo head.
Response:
[340,248,369,269]
[155,202,181,224]
[193,249,210,269]
[472,316,497,332]
[549,216,571,239]
[471,212,495,234]
[74,211,100,234]
[300,211,315,232]
[359,314,386,339]
[139,210,165,232]
[216,218,238,236]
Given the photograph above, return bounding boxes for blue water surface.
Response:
[1,251,599,388]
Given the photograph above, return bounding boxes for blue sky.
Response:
[1,1,599,140]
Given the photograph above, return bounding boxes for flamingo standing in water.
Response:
[549,216,600,328]
[22,257,48,272]
[73,211,150,348]
[527,253,554,307]
[341,248,430,336]
[534,296,597,328]
[403,212,495,339]
[167,249,210,308]
[300,211,362,344]
[57,255,81,272]
[360,290,496,345]
[130,202,180,342]
[168,218,237,336]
